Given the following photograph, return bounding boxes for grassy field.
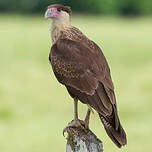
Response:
[0,14,152,152]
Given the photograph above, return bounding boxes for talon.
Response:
[63,127,68,137]
[63,119,85,136]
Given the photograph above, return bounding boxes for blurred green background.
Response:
[0,0,152,152]
[1,0,152,15]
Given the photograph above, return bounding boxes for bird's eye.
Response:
[57,8,62,12]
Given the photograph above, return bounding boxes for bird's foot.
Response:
[63,119,86,136]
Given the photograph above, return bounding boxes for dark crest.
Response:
[48,4,72,15]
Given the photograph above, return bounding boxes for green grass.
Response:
[0,14,152,152]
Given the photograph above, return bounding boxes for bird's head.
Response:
[45,4,72,20]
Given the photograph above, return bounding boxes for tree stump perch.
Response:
[65,124,103,152]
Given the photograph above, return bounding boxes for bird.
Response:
[45,4,127,148]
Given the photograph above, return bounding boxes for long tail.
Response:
[99,112,127,148]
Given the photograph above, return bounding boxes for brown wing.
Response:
[50,39,115,115]
[50,38,126,147]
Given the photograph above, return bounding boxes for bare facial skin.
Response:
[45,7,71,44]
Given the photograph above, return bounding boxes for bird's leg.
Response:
[63,98,85,136]
[69,98,85,127]
[84,108,91,129]
[74,98,78,121]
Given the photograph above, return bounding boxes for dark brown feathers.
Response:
[99,113,127,148]
[48,4,72,15]
[49,26,127,148]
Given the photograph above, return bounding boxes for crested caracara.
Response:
[45,4,127,148]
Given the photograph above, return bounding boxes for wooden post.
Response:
[65,125,103,152]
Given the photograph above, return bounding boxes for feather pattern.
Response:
[49,26,127,147]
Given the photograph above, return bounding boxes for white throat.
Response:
[50,11,71,44]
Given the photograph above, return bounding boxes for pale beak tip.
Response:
[44,10,50,19]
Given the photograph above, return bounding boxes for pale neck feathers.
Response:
[50,11,71,44]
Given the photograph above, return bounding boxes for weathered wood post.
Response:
[65,123,103,152]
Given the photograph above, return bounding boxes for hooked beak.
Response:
[44,9,52,19]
